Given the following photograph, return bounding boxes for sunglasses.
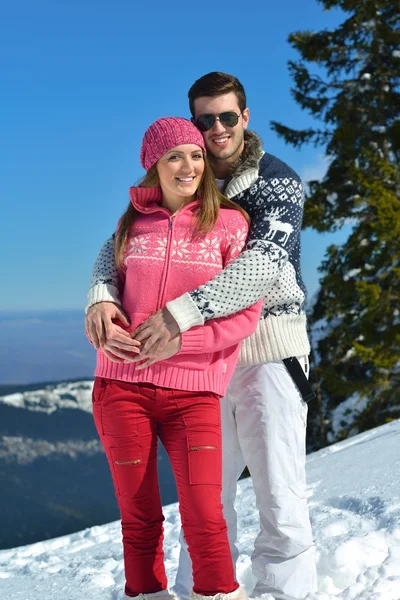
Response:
[192,111,242,132]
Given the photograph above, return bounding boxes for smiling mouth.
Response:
[212,137,230,146]
[176,177,195,183]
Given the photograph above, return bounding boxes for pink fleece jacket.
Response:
[95,186,262,396]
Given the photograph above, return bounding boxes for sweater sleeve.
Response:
[85,235,122,313]
[179,299,263,355]
[166,175,304,331]
[179,210,262,353]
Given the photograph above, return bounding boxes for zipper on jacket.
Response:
[114,459,141,465]
[190,445,218,451]
[157,215,175,309]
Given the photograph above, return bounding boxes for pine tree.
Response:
[271,0,400,446]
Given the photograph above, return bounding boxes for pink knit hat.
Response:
[140,117,206,171]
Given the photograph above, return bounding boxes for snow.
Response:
[0,380,94,414]
[371,126,387,134]
[328,393,368,440]
[362,20,376,31]
[326,193,338,205]
[341,347,356,362]
[1,420,400,600]
[343,269,361,281]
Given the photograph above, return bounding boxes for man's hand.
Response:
[133,334,182,370]
[132,308,180,359]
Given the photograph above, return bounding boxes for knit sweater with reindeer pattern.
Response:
[87,130,310,364]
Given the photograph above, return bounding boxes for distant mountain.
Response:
[0,379,177,549]
[0,310,95,384]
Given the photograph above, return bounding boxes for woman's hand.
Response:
[86,302,142,362]
[85,302,141,363]
[85,302,130,348]
[132,334,182,370]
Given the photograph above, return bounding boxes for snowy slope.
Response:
[0,419,399,600]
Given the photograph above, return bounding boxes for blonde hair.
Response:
[115,155,249,269]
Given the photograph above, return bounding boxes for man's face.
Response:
[193,92,250,163]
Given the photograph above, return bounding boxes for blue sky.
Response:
[1,0,351,311]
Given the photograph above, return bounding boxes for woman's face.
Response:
[156,144,205,204]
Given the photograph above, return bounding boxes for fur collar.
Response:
[223,130,264,199]
[229,130,264,180]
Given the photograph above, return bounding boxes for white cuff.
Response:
[166,292,204,333]
[85,284,121,314]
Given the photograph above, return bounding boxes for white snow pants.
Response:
[174,358,318,600]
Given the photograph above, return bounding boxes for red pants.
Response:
[92,378,238,598]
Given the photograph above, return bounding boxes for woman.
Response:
[90,117,261,600]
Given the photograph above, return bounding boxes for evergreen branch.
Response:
[270,121,331,148]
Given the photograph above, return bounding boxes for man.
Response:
[86,72,317,600]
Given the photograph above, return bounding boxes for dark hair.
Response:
[188,72,247,117]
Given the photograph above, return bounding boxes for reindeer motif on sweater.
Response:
[264,206,294,247]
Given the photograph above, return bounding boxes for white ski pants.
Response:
[174,358,317,600]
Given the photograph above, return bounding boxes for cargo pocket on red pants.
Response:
[110,444,143,497]
[187,432,221,485]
